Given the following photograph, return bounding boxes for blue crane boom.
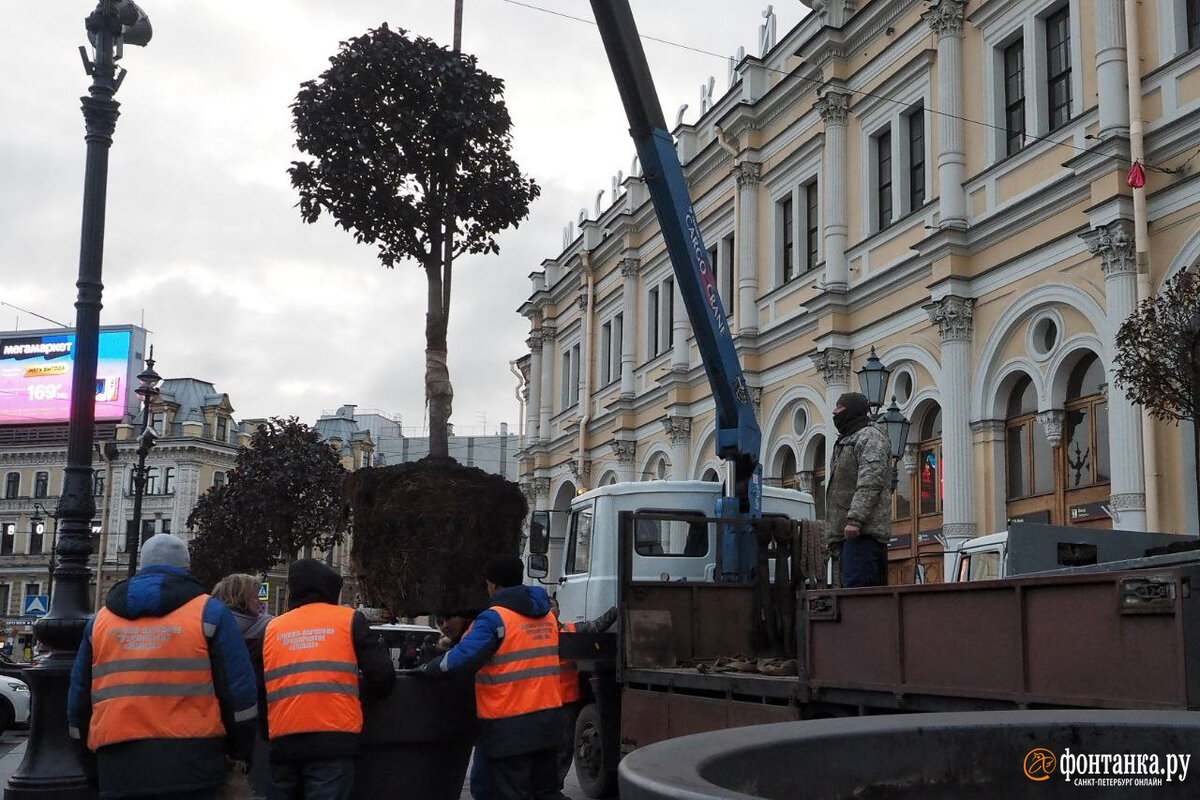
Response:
[590,0,762,581]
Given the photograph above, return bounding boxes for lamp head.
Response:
[855,346,891,411]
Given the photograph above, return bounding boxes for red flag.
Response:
[1127,160,1146,189]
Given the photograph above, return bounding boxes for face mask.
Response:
[833,408,853,434]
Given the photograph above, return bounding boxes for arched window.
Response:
[33,472,49,499]
[1064,354,1109,489]
[917,406,943,517]
[779,448,798,489]
[701,468,720,483]
[162,467,175,495]
[812,438,826,520]
[1005,375,1053,499]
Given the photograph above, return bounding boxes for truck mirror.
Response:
[527,553,549,580]
[529,511,550,555]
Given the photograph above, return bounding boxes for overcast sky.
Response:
[3,1,805,437]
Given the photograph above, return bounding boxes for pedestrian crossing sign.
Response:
[23,595,49,617]
[258,582,269,602]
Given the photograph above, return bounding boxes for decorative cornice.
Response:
[814,347,853,387]
[969,419,1005,436]
[942,522,976,542]
[922,0,967,38]
[733,160,762,189]
[1036,409,1065,448]
[619,258,642,278]
[924,295,975,342]
[1081,219,1136,277]
[567,460,592,483]
[609,439,637,464]
[1109,492,1146,512]
[661,416,692,445]
[814,91,850,126]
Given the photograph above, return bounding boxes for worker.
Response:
[826,391,893,587]
[550,596,617,797]
[421,555,561,800]
[68,533,259,799]
[263,558,395,800]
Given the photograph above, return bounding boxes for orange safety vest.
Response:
[558,621,581,704]
[89,594,224,750]
[263,603,362,738]
[475,606,562,720]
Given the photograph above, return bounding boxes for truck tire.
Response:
[574,702,616,798]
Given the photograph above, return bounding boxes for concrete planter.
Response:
[354,671,478,799]
[619,710,1200,800]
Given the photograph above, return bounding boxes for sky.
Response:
[2,1,805,437]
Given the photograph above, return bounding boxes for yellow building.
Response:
[518,0,1200,583]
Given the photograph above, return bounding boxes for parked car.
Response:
[371,623,439,670]
[0,675,30,734]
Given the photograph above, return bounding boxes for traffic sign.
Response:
[258,582,269,602]
[23,595,49,617]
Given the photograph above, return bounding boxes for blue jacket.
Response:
[68,565,259,797]
[431,584,561,758]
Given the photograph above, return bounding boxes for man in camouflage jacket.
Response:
[825,391,892,587]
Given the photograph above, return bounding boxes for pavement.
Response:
[457,759,592,799]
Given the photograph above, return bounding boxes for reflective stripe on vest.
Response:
[475,606,561,720]
[558,621,581,703]
[263,603,362,738]
[89,594,223,750]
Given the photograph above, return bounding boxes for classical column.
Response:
[970,420,1006,533]
[1094,0,1129,139]
[814,347,852,474]
[619,258,640,399]
[671,279,689,371]
[815,92,850,291]
[662,416,692,480]
[923,0,968,230]
[526,329,543,443]
[538,324,556,444]
[1083,221,1147,529]
[734,161,761,334]
[924,296,976,550]
[610,439,637,483]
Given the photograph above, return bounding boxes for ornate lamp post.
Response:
[126,349,161,578]
[5,3,151,798]
[854,346,892,413]
[877,397,913,491]
[29,504,58,595]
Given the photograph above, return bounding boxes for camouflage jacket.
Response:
[825,422,892,547]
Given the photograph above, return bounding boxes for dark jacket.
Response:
[232,608,273,738]
[430,584,560,759]
[826,422,893,548]
[267,559,395,764]
[67,565,260,798]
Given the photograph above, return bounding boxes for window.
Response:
[804,180,820,273]
[143,467,160,496]
[779,195,795,282]
[634,516,708,557]
[29,520,43,556]
[647,279,674,357]
[161,518,172,534]
[812,438,826,521]
[151,411,165,435]
[1063,354,1109,489]
[1003,39,1026,155]
[600,320,614,386]
[5,473,18,499]
[33,472,48,499]
[907,106,925,210]
[0,585,8,616]
[213,471,226,489]
[216,416,228,442]
[1191,0,1200,50]
[162,467,175,495]
[918,407,943,516]
[1,524,14,556]
[875,128,893,230]
[93,471,106,497]
[560,343,580,409]
[648,285,660,356]
[23,584,41,606]
[1045,7,1072,132]
[1006,376,1054,499]
[565,507,594,574]
[720,234,736,311]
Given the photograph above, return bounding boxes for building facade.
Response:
[518,0,1200,583]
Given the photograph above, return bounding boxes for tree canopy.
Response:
[188,417,348,587]
[1114,269,1200,423]
[290,25,540,457]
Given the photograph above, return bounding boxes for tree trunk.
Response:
[1192,327,1200,533]
[426,252,453,458]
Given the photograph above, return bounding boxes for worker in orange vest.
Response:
[421,555,561,800]
[549,596,617,797]
[68,533,260,799]
[262,558,394,800]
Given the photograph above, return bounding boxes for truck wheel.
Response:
[574,702,616,798]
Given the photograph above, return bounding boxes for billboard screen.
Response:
[0,329,136,424]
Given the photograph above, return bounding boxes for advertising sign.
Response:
[0,329,136,424]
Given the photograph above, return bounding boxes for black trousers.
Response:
[489,747,559,800]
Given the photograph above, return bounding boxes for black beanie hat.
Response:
[835,391,871,419]
[485,554,524,588]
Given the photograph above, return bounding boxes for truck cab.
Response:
[531,481,815,625]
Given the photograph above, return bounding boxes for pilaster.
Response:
[815,91,850,292]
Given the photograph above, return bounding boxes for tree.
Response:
[188,417,348,587]
[1113,269,1200,529]
[290,25,540,457]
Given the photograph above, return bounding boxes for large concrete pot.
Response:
[353,671,478,799]
[619,710,1200,800]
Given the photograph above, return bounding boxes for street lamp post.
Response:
[5,3,151,798]
[29,504,58,595]
[126,350,161,578]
